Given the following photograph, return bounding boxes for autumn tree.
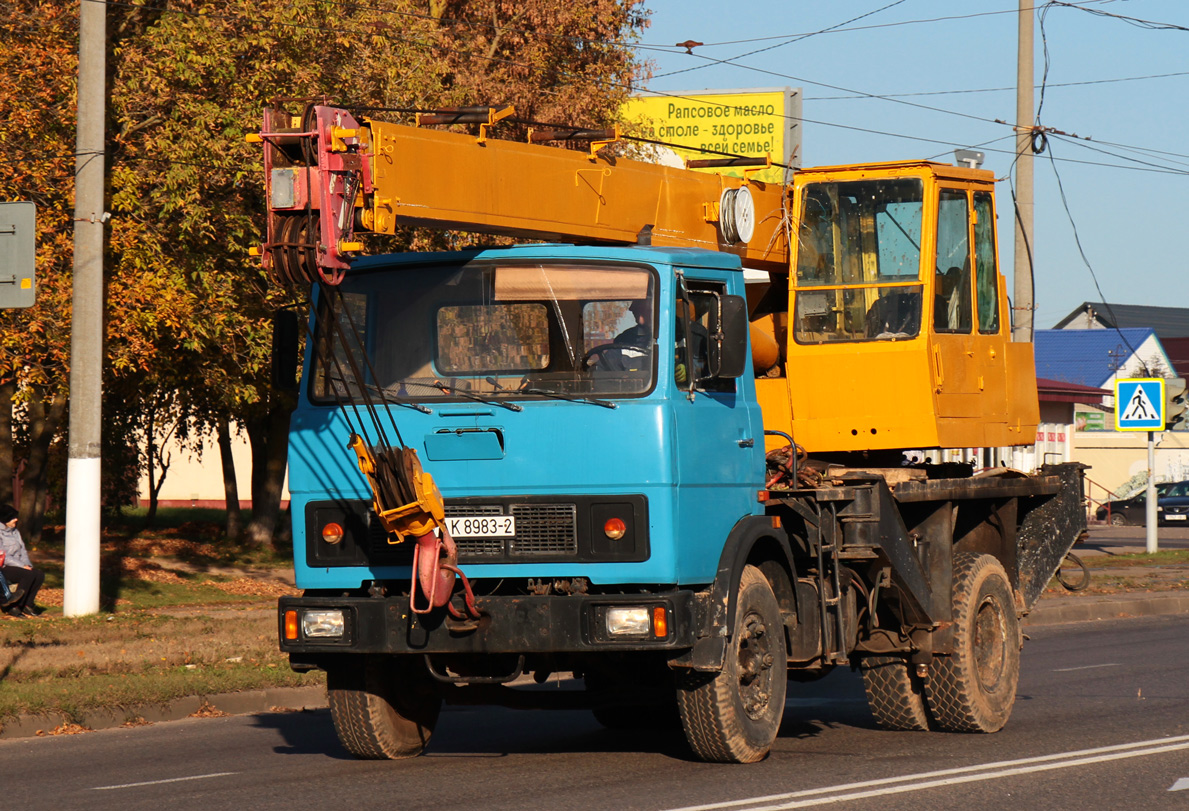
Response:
[1,0,649,548]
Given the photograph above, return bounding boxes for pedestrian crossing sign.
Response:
[1115,378,1165,431]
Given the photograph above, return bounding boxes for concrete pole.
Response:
[1146,432,1158,554]
[1012,0,1035,342]
[64,0,106,617]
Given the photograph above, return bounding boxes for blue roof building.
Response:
[1033,328,1171,389]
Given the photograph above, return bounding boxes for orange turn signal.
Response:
[652,606,668,638]
[284,609,299,640]
[603,517,627,540]
[322,522,344,544]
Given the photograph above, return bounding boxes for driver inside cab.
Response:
[587,299,653,372]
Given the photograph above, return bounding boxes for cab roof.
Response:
[350,243,745,272]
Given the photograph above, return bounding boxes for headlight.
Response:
[606,606,650,636]
[302,609,346,638]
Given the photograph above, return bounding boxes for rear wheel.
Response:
[677,565,787,763]
[860,655,932,731]
[926,554,1020,733]
[327,655,441,759]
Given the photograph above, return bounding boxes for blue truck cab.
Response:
[282,244,768,666]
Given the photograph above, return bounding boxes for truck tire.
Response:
[327,655,441,759]
[677,564,787,763]
[926,553,1020,733]
[860,656,932,731]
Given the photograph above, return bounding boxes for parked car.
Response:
[1095,480,1189,525]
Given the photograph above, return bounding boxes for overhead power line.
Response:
[652,0,908,81]
[5,0,1184,179]
[807,69,1189,101]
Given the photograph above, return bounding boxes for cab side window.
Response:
[677,285,735,394]
[974,192,1000,334]
[933,190,972,333]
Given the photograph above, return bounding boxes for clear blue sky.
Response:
[635,1,1188,332]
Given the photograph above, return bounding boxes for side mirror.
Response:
[271,309,300,394]
[710,294,748,379]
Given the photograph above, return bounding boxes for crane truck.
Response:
[253,103,1086,763]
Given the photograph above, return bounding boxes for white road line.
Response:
[1052,663,1122,672]
[666,734,1189,811]
[91,772,237,791]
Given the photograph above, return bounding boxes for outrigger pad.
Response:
[1016,463,1088,610]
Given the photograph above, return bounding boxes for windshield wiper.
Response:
[522,387,618,409]
[327,376,433,413]
[430,380,523,412]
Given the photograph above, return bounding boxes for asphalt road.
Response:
[3,615,1187,811]
[1080,524,1189,553]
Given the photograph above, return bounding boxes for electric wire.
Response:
[808,70,1189,101]
[641,1,1114,49]
[7,0,1187,179]
[651,0,908,81]
[1042,139,1141,359]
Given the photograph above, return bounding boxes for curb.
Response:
[0,685,328,742]
[1025,591,1189,626]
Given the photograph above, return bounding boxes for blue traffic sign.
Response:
[1115,378,1165,431]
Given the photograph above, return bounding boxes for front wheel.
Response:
[677,565,787,763]
[327,655,442,759]
[1110,512,1128,526]
[926,554,1021,733]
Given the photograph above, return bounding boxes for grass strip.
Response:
[0,605,321,722]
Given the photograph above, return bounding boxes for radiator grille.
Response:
[509,503,578,556]
[366,502,581,561]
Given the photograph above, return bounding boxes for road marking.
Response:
[1171,778,1189,792]
[666,734,1189,811]
[1052,663,1122,672]
[91,772,237,791]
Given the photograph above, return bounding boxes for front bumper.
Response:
[278,591,701,656]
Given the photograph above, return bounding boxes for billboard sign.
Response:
[622,88,802,185]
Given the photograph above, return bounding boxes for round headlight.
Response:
[321,522,344,545]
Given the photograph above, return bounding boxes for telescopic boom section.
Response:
[256,104,791,286]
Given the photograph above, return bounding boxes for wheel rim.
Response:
[737,611,776,720]
[1111,514,1126,526]
[972,595,1007,691]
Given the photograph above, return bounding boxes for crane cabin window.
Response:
[974,192,1000,334]
[794,178,924,343]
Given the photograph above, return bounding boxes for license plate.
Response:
[1166,514,1187,521]
[446,515,516,538]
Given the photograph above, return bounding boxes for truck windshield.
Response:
[310,261,658,404]
[793,177,924,343]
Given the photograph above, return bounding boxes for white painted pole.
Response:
[64,0,106,617]
[64,458,102,614]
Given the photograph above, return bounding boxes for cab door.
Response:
[931,188,979,419]
[969,190,1008,439]
[670,277,764,583]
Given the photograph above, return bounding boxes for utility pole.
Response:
[64,0,106,617]
[1012,0,1035,342]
